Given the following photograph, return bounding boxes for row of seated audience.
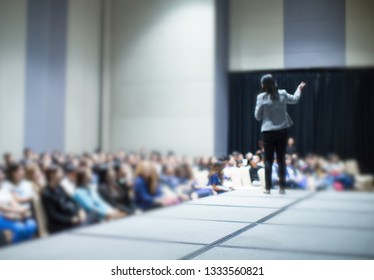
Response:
[0,138,361,248]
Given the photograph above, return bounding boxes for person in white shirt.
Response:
[3,163,34,209]
[0,167,37,243]
[222,156,236,180]
[60,163,77,196]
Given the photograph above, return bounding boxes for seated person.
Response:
[160,164,189,202]
[3,163,34,210]
[236,160,243,168]
[286,137,297,155]
[222,156,235,181]
[189,165,214,199]
[0,167,37,243]
[196,156,210,172]
[60,163,78,197]
[175,163,212,199]
[114,163,137,214]
[249,155,263,187]
[97,164,134,215]
[207,161,232,194]
[160,164,180,190]
[222,157,236,189]
[285,155,307,189]
[245,152,253,163]
[324,154,354,190]
[42,165,98,233]
[73,168,124,220]
[134,161,170,210]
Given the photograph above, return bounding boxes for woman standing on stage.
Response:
[255,74,306,194]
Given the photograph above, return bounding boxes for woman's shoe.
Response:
[263,190,271,194]
[279,188,286,195]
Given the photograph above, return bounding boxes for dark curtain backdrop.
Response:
[228,68,374,174]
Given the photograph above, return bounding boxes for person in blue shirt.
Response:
[134,161,168,211]
[73,168,125,221]
[173,163,214,199]
[284,155,307,189]
[207,161,231,194]
[159,164,190,202]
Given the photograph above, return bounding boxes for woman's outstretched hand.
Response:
[298,81,306,91]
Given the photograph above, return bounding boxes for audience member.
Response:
[97,165,133,214]
[0,167,37,243]
[207,161,232,194]
[4,163,34,210]
[285,155,307,189]
[286,137,297,155]
[249,155,263,187]
[60,163,78,197]
[134,161,170,210]
[42,166,97,233]
[74,168,125,220]
[114,163,137,214]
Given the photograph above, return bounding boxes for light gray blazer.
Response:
[254,88,301,132]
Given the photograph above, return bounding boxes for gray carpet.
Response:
[1,189,373,260]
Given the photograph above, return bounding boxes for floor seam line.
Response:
[68,231,207,247]
[187,203,282,209]
[221,195,306,199]
[144,216,374,232]
[178,192,318,260]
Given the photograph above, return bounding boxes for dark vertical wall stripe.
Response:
[25,0,49,152]
[284,0,345,68]
[215,0,229,156]
[25,0,67,152]
[46,0,67,152]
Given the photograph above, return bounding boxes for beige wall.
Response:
[0,0,26,157]
[64,0,101,153]
[229,0,284,71]
[108,0,215,155]
[230,0,374,71]
[346,0,374,67]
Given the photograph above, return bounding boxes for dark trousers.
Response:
[262,128,288,191]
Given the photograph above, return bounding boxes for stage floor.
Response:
[1,188,374,259]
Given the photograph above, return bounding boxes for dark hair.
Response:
[249,157,256,166]
[64,162,76,174]
[261,74,279,101]
[218,155,230,162]
[76,168,89,187]
[208,161,224,183]
[6,163,22,182]
[113,160,122,172]
[176,163,193,180]
[45,165,60,185]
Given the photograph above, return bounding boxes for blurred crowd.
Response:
[0,137,364,248]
